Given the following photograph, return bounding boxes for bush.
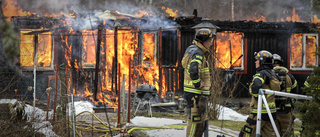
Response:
[298,66,320,136]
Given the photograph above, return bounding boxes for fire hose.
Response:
[70,111,123,137]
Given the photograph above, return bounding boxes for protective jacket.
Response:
[182,40,211,95]
[273,66,298,113]
[249,65,282,119]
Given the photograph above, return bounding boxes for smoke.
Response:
[262,0,312,22]
[13,0,177,30]
[11,0,317,27]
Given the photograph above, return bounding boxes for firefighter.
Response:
[239,50,282,137]
[181,28,214,137]
[272,54,298,136]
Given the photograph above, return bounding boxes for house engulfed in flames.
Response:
[1,0,319,110]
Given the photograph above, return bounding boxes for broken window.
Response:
[20,30,53,68]
[290,33,318,70]
[82,30,97,68]
[215,31,244,70]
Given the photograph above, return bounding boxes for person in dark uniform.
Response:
[239,50,282,137]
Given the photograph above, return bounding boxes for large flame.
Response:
[2,0,36,21]
[215,31,243,69]
[82,30,97,65]
[37,32,52,67]
[20,30,52,67]
[305,35,317,67]
[290,34,317,68]
[279,8,300,22]
[20,30,35,67]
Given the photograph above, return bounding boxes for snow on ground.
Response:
[130,116,237,137]
[218,106,248,121]
[0,99,248,137]
[129,105,248,137]
[68,100,95,116]
[131,116,183,127]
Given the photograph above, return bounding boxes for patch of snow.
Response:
[68,100,95,116]
[218,106,248,121]
[131,116,183,127]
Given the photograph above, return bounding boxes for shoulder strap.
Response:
[261,69,281,84]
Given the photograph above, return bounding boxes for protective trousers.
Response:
[186,96,207,137]
[275,112,292,136]
[239,114,276,137]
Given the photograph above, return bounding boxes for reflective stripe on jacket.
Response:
[249,69,282,114]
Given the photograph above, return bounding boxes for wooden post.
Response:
[94,25,103,101]
[121,74,126,122]
[127,58,132,122]
[158,28,162,97]
[117,63,121,125]
[53,64,59,121]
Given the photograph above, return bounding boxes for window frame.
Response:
[140,31,157,68]
[81,30,97,68]
[215,31,244,70]
[290,33,318,71]
[20,29,54,71]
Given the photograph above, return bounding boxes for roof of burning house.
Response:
[173,16,317,34]
[10,10,147,31]
[212,20,316,33]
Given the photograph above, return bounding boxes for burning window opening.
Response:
[82,29,97,68]
[290,33,318,70]
[215,31,244,69]
[142,32,157,68]
[20,30,53,68]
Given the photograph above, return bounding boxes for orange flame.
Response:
[82,30,97,65]
[215,31,243,69]
[20,30,52,67]
[161,6,178,17]
[135,10,150,18]
[38,32,52,67]
[2,0,36,21]
[246,13,266,22]
[311,15,320,24]
[20,30,35,66]
[290,34,303,68]
[305,35,317,67]
[280,8,300,22]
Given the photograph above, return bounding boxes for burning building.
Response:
[0,0,319,114]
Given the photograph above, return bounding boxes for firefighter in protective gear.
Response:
[273,54,298,136]
[182,28,214,137]
[239,50,282,137]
